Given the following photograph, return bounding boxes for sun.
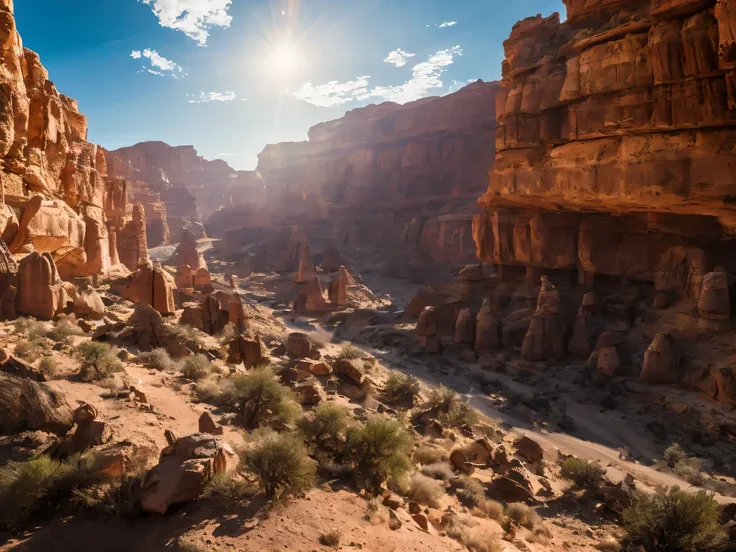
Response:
[265,41,303,76]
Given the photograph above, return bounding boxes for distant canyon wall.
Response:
[473,0,736,293]
[207,81,501,264]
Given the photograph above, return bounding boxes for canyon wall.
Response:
[207,81,500,264]
[0,1,127,279]
[474,0,736,291]
[105,142,242,244]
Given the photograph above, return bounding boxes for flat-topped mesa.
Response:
[0,4,127,281]
[208,81,501,263]
[475,0,736,293]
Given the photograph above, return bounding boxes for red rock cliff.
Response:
[474,0,736,290]
[208,80,500,263]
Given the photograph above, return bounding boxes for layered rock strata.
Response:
[474,1,736,290]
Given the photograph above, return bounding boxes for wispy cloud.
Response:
[292,77,371,108]
[439,21,457,28]
[138,0,233,46]
[294,46,463,107]
[188,91,237,103]
[448,78,475,93]
[384,48,416,68]
[130,49,184,78]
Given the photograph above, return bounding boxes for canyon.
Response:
[0,1,735,551]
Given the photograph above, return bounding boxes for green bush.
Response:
[560,457,606,489]
[232,368,300,430]
[73,342,123,381]
[46,319,84,343]
[623,487,727,552]
[335,343,362,361]
[345,416,413,489]
[297,402,351,456]
[38,356,58,378]
[179,354,213,380]
[201,472,255,505]
[13,317,47,340]
[414,445,448,465]
[14,339,43,361]
[140,348,177,372]
[505,502,540,529]
[663,443,688,468]
[72,474,143,518]
[423,385,479,427]
[383,372,421,404]
[242,433,316,498]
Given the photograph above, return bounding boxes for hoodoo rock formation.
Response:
[209,81,500,264]
[473,1,736,288]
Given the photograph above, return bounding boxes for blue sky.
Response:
[15,0,562,170]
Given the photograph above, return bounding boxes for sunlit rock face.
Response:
[206,81,501,264]
[474,1,736,290]
[0,2,125,279]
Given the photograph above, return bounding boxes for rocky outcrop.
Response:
[174,229,206,271]
[16,251,67,319]
[122,261,177,315]
[117,203,149,271]
[208,81,501,265]
[473,3,736,292]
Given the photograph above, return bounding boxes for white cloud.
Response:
[188,91,237,103]
[131,48,184,78]
[292,76,372,108]
[448,78,475,94]
[138,0,233,46]
[439,21,457,28]
[384,48,416,68]
[294,46,463,107]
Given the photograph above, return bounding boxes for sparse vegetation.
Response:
[38,356,58,378]
[560,457,606,489]
[414,444,448,465]
[318,530,341,547]
[421,461,454,481]
[456,477,503,520]
[335,343,362,361]
[217,322,239,344]
[297,402,351,457]
[383,372,421,405]
[73,342,123,381]
[406,472,445,507]
[445,511,502,552]
[14,339,43,361]
[140,348,176,372]
[505,502,540,529]
[622,487,727,552]
[46,319,84,343]
[423,385,479,427]
[662,444,706,486]
[179,354,213,381]
[242,433,316,498]
[201,472,255,505]
[232,368,300,430]
[13,317,47,340]
[663,443,687,468]
[345,416,413,489]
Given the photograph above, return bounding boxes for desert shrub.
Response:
[456,477,503,520]
[14,339,43,361]
[167,324,199,342]
[623,487,727,552]
[446,512,502,552]
[242,433,315,498]
[406,472,445,507]
[423,385,479,427]
[335,343,362,361]
[345,416,413,489]
[383,372,421,404]
[421,461,454,481]
[674,459,706,486]
[46,319,84,343]
[0,454,98,530]
[13,317,46,340]
[140,348,176,372]
[560,457,606,489]
[232,368,300,430]
[195,376,227,405]
[179,354,213,381]
[663,443,688,468]
[505,502,540,529]
[72,474,143,518]
[414,444,448,465]
[318,530,341,547]
[297,402,351,456]
[217,322,239,343]
[38,356,57,378]
[201,472,255,505]
[73,342,123,381]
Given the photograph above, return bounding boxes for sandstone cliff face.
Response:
[0,2,126,279]
[208,81,500,264]
[474,1,736,288]
[106,142,242,243]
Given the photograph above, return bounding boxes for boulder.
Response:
[697,271,730,320]
[174,265,195,290]
[293,382,324,405]
[0,372,73,435]
[0,351,45,381]
[130,304,169,352]
[140,433,236,514]
[416,306,438,336]
[454,308,474,345]
[640,333,679,384]
[458,264,484,280]
[295,359,332,376]
[450,448,475,475]
[198,412,223,435]
[286,332,314,359]
[514,435,544,463]
[475,298,500,350]
[72,287,105,320]
[227,332,269,368]
[17,252,67,320]
[122,262,177,315]
[335,358,364,385]
[489,469,537,504]
[597,346,622,376]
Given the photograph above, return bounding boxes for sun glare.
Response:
[265,41,303,77]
